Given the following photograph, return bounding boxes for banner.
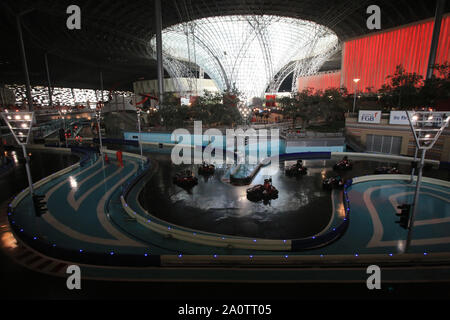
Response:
[389,111,409,125]
[358,110,381,124]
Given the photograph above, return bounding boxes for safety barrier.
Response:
[292,179,351,251]
[230,152,332,185]
[70,146,99,167]
[229,164,259,185]
[331,151,440,167]
[93,138,139,147]
[352,174,450,188]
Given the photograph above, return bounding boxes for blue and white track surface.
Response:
[3,147,450,282]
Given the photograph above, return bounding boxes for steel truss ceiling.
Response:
[152,15,339,99]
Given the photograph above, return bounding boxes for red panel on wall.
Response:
[297,71,341,92]
[265,94,276,107]
[341,16,450,93]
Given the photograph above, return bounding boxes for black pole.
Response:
[44,53,53,108]
[16,15,33,111]
[155,0,164,105]
[426,0,446,80]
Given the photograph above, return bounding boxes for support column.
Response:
[155,0,164,105]
[426,0,445,80]
[16,15,33,111]
[44,53,53,108]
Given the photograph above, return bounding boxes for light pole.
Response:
[410,146,418,183]
[352,78,360,114]
[59,108,67,147]
[44,53,53,108]
[239,105,251,127]
[1,111,35,195]
[90,103,103,156]
[405,111,449,252]
[136,107,144,165]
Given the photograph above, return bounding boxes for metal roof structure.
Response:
[153,15,339,99]
[0,0,448,91]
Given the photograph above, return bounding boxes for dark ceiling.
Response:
[0,0,448,91]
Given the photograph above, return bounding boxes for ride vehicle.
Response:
[285,160,307,176]
[374,166,400,174]
[333,156,353,170]
[246,178,279,202]
[173,170,198,188]
[322,175,344,190]
[198,162,215,175]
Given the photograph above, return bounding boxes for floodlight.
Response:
[405,110,450,253]
[1,111,35,195]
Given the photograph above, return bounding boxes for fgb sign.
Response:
[358,110,381,124]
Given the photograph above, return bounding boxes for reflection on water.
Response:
[69,176,78,189]
[0,149,79,203]
[1,231,18,250]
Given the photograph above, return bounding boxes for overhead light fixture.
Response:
[1,111,35,195]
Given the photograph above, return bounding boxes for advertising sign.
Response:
[389,111,443,126]
[358,110,381,124]
[389,111,409,125]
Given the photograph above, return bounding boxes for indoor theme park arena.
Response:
[1,0,450,302]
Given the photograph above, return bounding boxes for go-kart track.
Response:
[2,145,450,283]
